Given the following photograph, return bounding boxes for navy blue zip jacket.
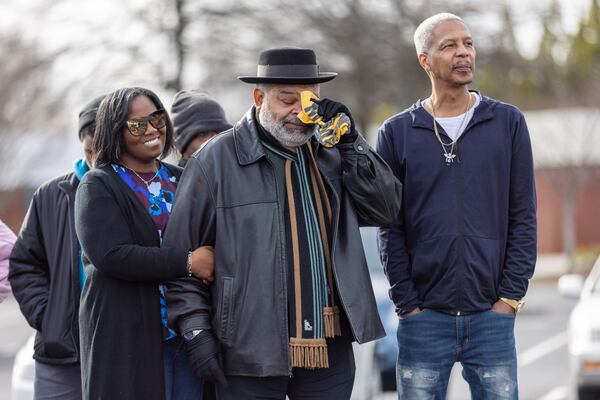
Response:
[376,92,537,315]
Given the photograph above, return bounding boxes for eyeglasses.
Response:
[125,109,167,136]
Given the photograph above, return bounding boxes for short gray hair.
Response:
[414,13,464,54]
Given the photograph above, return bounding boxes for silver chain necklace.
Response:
[429,93,472,164]
[123,164,160,187]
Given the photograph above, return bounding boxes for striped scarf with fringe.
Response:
[262,142,342,369]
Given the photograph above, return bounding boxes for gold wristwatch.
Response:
[499,297,525,313]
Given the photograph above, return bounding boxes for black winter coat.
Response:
[9,172,82,365]
[74,163,187,400]
[165,108,403,377]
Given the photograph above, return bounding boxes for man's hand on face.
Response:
[185,330,228,386]
[492,299,516,314]
[314,98,358,143]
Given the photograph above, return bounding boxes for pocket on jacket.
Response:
[463,236,501,303]
[410,236,456,286]
[39,289,75,359]
[217,277,235,347]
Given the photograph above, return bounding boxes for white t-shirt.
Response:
[422,93,481,141]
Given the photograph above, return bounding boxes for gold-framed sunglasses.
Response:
[125,109,167,136]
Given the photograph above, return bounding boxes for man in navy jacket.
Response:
[377,13,536,399]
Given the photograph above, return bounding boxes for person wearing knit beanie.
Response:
[78,95,105,138]
[78,94,106,168]
[171,90,232,165]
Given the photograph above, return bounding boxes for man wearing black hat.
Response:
[164,47,402,399]
[10,95,104,400]
[171,90,233,166]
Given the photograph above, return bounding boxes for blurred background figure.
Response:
[8,95,103,400]
[0,219,16,303]
[171,90,232,166]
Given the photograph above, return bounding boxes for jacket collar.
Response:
[233,106,267,166]
[409,90,496,131]
[73,158,89,181]
[57,172,80,195]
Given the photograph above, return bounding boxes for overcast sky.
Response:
[2,0,592,57]
[0,0,594,187]
[0,0,594,133]
[507,0,591,57]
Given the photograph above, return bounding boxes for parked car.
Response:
[351,227,398,400]
[558,255,600,400]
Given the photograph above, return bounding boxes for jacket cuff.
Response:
[498,276,529,300]
[176,249,190,278]
[178,313,211,335]
[156,247,190,280]
[336,132,370,155]
[397,297,423,316]
[497,288,525,301]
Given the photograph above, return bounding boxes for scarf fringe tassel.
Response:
[289,338,329,369]
[323,306,342,338]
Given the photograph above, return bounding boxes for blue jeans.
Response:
[396,309,518,400]
[163,337,203,400]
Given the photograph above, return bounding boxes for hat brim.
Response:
[238,72,337,84]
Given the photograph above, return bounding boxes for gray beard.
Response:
[258,104,316,147]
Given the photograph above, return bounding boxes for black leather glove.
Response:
[314,98,358,143]
[185,330,228,387]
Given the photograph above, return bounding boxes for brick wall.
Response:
[536,168,600,253]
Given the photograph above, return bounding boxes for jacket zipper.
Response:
[452,161,465,312]
[455,117,490,313]
[60,180,81,361]
[432,102,489,313]
[447,117,479,313]
[434,122,467,312]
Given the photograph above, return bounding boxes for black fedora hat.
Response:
[238,47,337,84]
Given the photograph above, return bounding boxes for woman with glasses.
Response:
[75,87,210,400]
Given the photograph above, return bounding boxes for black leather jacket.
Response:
[165,107,402,376]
